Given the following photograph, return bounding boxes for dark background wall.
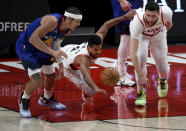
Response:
[47,0,186,44]
[0,0,185,58]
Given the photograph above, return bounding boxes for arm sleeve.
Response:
[129,14,143,40]
[162,6,173,24]
[51,39,63,64]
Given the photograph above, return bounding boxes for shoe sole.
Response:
[38,100,66,110]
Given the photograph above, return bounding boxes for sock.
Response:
[22,91,31,99]
[44,89,53,99]
[117,34,130,76]
[118,59,126,76]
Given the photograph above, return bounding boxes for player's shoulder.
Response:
[136,8,144,14]
[42,13,61,22]
[131,8,144,23]
[160,6,173,15]
[135,8,144,19]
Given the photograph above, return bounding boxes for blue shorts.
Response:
[16,38,55,73]
[111,0,140,34]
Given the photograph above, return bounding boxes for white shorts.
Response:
[64,67,96,96]
[28,64,55,77]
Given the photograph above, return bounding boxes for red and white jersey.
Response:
[60,42,96,69]
[130,6,173,39]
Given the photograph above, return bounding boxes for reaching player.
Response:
[60,10,136,102]
[129,2,173,106]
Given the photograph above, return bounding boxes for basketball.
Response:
[100,67,120,87]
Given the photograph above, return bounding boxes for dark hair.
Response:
[63,7,82,20]
[88,35,102,46]
[145,1,160,13]
[66,7,82,15]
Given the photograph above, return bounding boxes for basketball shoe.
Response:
[116,74,136,86]
[158,78,168,98]
[38,93,66,110]
[19,93,31,118]
[82,91,94,103]
[135,90,146,106]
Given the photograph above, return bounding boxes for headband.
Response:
[64,11,82,20]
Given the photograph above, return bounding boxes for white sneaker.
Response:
[125,72,132,80]
[116,75,136,86]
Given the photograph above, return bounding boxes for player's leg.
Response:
[150,31,170,98]
[19,58,42,118]
[117,34,136,86]
[64,68,96,102]
[38,64,66,110]
[135,38,149,106]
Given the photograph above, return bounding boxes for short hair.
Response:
[145,1,160,13]
[65,7,82,15]
[88,35,102,46]
[63,7,82,20]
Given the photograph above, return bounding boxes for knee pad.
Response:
[30,72,42,87]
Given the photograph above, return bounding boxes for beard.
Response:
[61,28,73,34]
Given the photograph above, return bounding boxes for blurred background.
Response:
[0,0,185,58]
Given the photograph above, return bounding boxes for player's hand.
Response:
[125,9,136,20]
[94,87,107,94]
[119,0,132,11]
[138,76,150,89]
[56,63,64,80]
[53,50,68,59]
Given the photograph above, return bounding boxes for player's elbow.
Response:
[29,34,37,44]
[29,31,42,45]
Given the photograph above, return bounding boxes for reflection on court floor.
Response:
[0,46,186,123]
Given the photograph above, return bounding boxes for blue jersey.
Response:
[111,0,140,34]
[16,13,65,70]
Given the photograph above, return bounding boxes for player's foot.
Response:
[19,93,31,118]
[38,93,66,110]
[82,91,94,103]
[158,78,168,98]
[135,90,146,106]
[116,75,136,86]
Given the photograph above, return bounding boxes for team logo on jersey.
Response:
[44,38,53,46]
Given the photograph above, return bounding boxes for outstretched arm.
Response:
[96,9,136,40]
[75,56,106,93]
[130,37,149,89]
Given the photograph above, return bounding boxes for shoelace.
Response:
[137,91,143,100]
[22,99,30,110]
[49,96,58,102]
[160,80,165,89]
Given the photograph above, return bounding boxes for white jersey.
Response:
[130,6,173,39]
[61,42,96,69]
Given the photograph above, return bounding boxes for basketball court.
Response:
[0,44,186,130]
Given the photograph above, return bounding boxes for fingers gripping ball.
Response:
[100,67,120,87]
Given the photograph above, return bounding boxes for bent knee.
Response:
[84,87,96,96]
[30,73,42,86]
[157,63,170,75]
[45,73,56,79]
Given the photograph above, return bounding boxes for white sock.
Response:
[117,34,130,76]
[118,59,126,76]
[44,89,53,99]
[22,91,30,99]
